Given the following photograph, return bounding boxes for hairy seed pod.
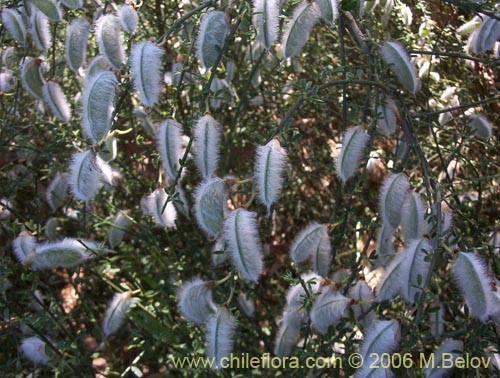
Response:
[469,17,500,54]
[401,191,425,242]
[30,10,51,51]
[118,4,138,34]
[0,69,15,92]
[255,139,287,215]
[20,58,45,100]
[310,286,349,335]
[42,81,71,122]
[381,41,419,95]
[274,311,303,357]
[108,210,132,248]
[65,18,90,72]
[156,119,184,184]
[282,1,321,59]
[468,114,492,139]
[376,251,404,302]
[379,172,410,229]
[376,98,400,136]
[399,238,432,303]
[46,173,68,211]
[133,107,156,137]
[130,41,164,107]
[196,11,228,71]
[253,0,280,52]
[69,150,102,202]
[194,178,228,238]
[423,339,463,378]
[205,307,236,369]
[95,14,125,70]
[32,0,62,21]
[12,231,36,264]
[374,223,395,268]
[45,217,58,240]
[315,0,339,28]
[224,208,263,282]
[20,337,50,365]
[2,8,27,45]
[102,292,133,338]
[60,0,83,9]
[237,292,255,317]
[290,222,329,266]
[141,188,177,228]
[335,125,370,183]
[193,114,221,180]
[348,280,374,329]
[81,70,117,144]
[177,278,216,325]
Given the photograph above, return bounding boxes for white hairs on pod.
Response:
[380,41,419,95]
[399,238,432,304]
[108,210,132,248]
[2,8,27,45]
[401,191,425,243]
[30,10,51,51]
[196,11,228,72]
[81,70,117,144]
[274,311,303,357]
[20,58,45,100]
[156,119,184,184]
[356,319,400,378]
[451,252,494,322]
[12,231,36,264]
[60,0,83,9]
[423,339,463,378]
[118,4,138,34]
[177,278,216,325]
[102,292,133,338]
[130,41,164,107]
[376,97,399,136]
[28,238,108,270]
[374,223,395,268]
[212,236,228,267]
[193,178,228,238]
[95,14,125,70]
[335,125,370,183]
[315,0,339,28]
[46,173,68,211]
[310,285,349,335]
[255,139,287,215]
[379,172,410,229]
[237,292,255,317]
[20,336,50,365]
[282,1,321,60]
[205,307,236,369]
[376,251,404,302]
[253,0,280,52]
[347,280,375,329]
[134,107,156,137]
[69,150,103,202]
[224,208,263,283]
[65,18,90,72]
[0,69,15,92]
[468,114,493,140]
[469,17,500,54]
[32,0,62,21]
[42,81,71,123]
[193,114,221,180]
[86,55,110,79]
[141,188,177,228]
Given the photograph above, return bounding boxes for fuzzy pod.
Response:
[255,139,287,215]
[2,8,27,45]
[423,339,463,378]
[290,222,329,264]
[196,11,228,71]
[376,98,399,136]
[133,107,156,137]
[30,10,51,51]
[468,114,493,139]
[102,291,133,338]
[312,234,332,277]
[399,238,432,303]
[130,41,164,108]
[237,292,255,318]
[426,201,453,237]
[457,16,481,35]
[108,210,132,248]
[430,303,445,339]
[274,311,303,357]
[356,320,400,378]
[401,191,425,242]
[193,114,221,179]
[282,1,321,60]
[32,0,62,21]
[118,4,138,34]
[65,18,90,72]
[60,0,83,9]
[141,188,177,228]
[376,251,404,302]
[335,125,370,183]
[95,14,125,70]
[20,58,45,100]
[381,41,419,95]
[81,70,117,144]
[86,55,110,78]
[69,150,105,202]
[212,236,228,267]
[224,208,263,283]
[45,217,58,240]
[177,278,216,325]
[46,173,68,211]
[379,172,410,229]
[315,0,339,28]
[205,307,236,369]
[42,81,71,122]
[374,223,395,268]
[451,252,494,322]
[0,69,15,92]
[253,0,280,52]
[12,231,36,264]
[193,178,228,238]
[310,286,349,335]
[20,336,50,365]
[29,238,107,270]
[348,280,375,329]
[156,119,184,183]
[469,17,500,54]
